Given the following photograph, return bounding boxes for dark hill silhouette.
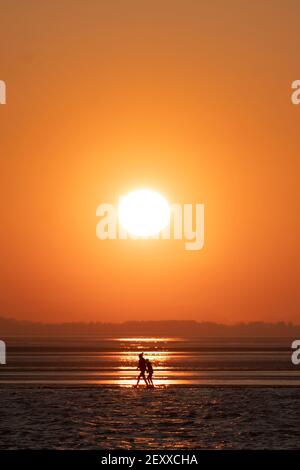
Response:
[0,317,299,337]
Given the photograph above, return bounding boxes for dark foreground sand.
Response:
[0,386,300,449]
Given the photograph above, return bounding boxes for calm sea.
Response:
[0,336,299,386]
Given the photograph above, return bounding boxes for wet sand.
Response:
[1,336,299,449]
[0,385,300,449]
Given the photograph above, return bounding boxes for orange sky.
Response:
[0,1,298,323]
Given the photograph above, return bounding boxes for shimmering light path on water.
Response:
[0,336,299,386]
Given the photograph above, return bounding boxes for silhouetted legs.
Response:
[147,373,153,386]
[135,371,148,387]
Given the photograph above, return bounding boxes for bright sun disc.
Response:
[118,189,170,237]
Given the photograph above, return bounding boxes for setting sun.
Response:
[118,189,170,237]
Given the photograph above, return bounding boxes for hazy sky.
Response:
[0,0,298,323]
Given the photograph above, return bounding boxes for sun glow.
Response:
[118,189,170,237]
[115,337,172,342]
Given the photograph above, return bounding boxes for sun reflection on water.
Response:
[112,336,179,387]
[115,337,176,343]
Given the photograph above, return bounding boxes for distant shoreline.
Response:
[1,317,299,337]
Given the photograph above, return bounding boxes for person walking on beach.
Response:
[135,353,148,387]
[146,359,154,387]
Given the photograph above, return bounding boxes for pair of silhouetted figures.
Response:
[135,353,154,387]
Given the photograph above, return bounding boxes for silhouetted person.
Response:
[135,353,148,387]
[146,359,154,386]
